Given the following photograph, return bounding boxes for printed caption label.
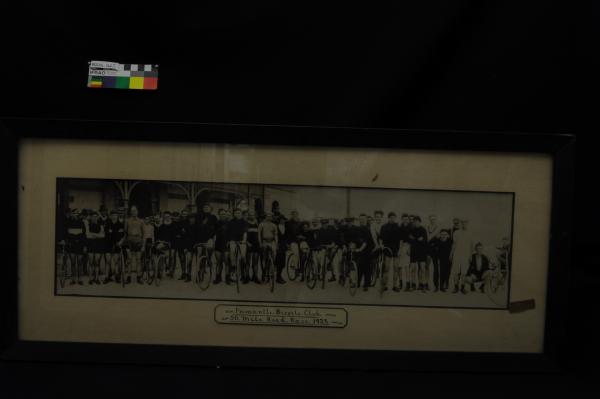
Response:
[215,305,347,328]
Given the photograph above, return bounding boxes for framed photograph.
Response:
[2,119,574,372]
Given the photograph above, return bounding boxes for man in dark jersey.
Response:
[379,212,401,292]
[337,217,353,249]
[103,210,125,284]
[430,229,453,291]
[398,213,412,291]
[296,221,312,281]
[307,218,321,249]
[464,243,491,293]
[170,209,189,279]
[227,208,248,284]
[178,213,197,282]
[98,205,109,271]
[274,214,288,283]
[425,214,441,292]
[155,211,179,279]
[85,211,105,285]
[64,208,86,285]
[98,205,108,226]
[194,204,218,280]
[408,215,416,229]
[318,218,339,282]
[409,216,429,292]
[352,214,372,291]
[245,210,260,284]
[213,209,229,284]
[271,200,283,221]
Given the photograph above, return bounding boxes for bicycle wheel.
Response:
[147,254,156,285]
[286,252,299,281]
[339,257,346,287]
[198,256,211,291]
[141,250,151,283]
[378,258,386,296]
[119,251,126,288]
[348,261,358,296]
[305,258,317,290]
[267,252,275,293]
[139,253,145,283]
[379,268,386,296]
[371,253,382,287]
[155,256,164,287]
[166,252,175,279]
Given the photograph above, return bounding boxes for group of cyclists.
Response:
[57,200,510,296]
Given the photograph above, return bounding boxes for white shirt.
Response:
[370,221,383,245]
[427,223,440,242]
[452,229,474,261]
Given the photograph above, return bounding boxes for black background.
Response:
[0,1,594,394]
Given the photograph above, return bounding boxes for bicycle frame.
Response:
[193,243,212,290]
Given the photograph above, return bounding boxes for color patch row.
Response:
[87,75,158,90]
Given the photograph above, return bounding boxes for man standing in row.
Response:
[124,205,144,284]
[379,212,401,292]
[450,219,474,294]
[426,214,441,291]
[409,216,428,292]
[258,212,283,283]
[430,229,453,291]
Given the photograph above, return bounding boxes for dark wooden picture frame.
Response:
[0,118,575,373]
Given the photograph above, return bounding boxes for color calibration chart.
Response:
[87,60,158,90]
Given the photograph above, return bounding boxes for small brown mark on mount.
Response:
[372,174,378,182]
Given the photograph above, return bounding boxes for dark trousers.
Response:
[275,246,286,279]
[431,255,440,288]
[356,252,370,288]
[439,257,451,289]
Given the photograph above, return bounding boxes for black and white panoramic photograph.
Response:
[55,177,513,309]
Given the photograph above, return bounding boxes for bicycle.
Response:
[261,244,276,293]
[286,244,300,281]
[149,241,171,287]
[370,247,384,288]
[316,245,335,290]
[378,247,393,296]
[323,245,339,285]
[339,246,358,296]
[116,245,127,287]
[231,241,247,294]
[192,242,213,291]
[486,267,508,306]
[140,241,153,283]
[303,246,318,290]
